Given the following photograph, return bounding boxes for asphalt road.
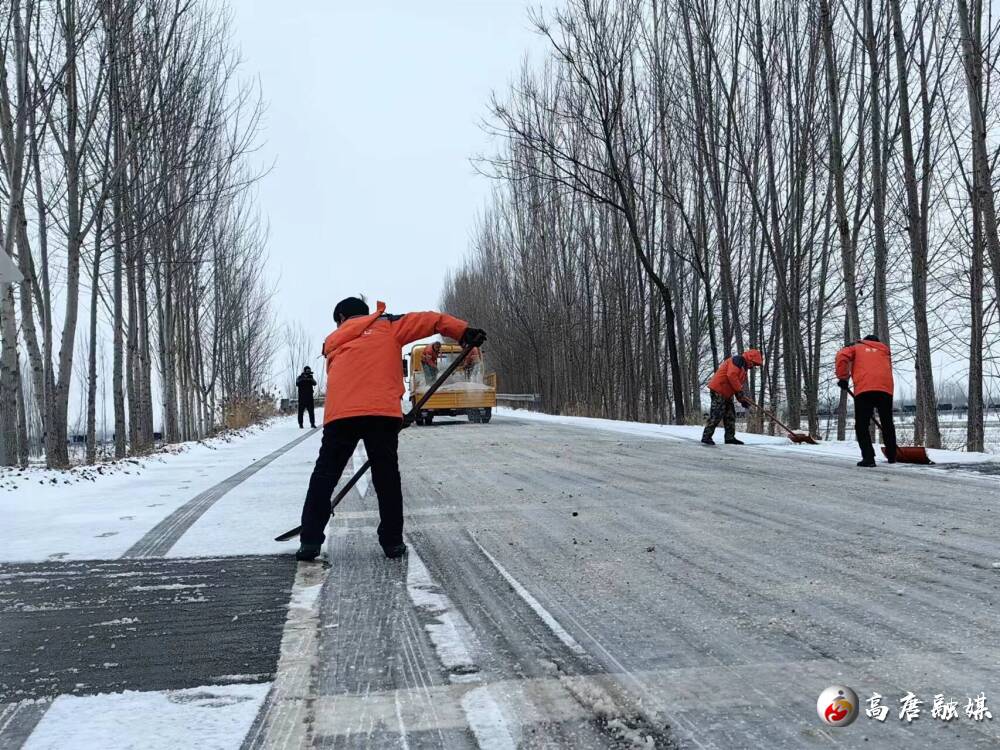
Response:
[0,556,294,703]
[5,414,1000,750]
[313,415,1000,749]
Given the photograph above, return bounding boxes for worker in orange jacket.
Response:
[701,349,764,446]
[297,297,486,561]
[420,342,442,386]
[836,335,897,467]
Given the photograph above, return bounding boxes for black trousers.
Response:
[298,399,315,428]
[300,416,404,547]
[854,390,897,462]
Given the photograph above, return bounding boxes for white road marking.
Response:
[404,546,516,749]
[473,538,586,656]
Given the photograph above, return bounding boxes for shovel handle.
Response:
[275,343,477,542]
[332,343,477,507]
[745,398,800,439]
[406,343,477,424]
[846,388,884,431]
[333,344,475,506]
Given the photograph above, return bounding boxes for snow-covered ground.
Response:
[496,406,1000,467]
[22,683,269,750]
[816,416,1000,454]
[2,417,316,563]
[3,417,324,750]
[167,433,365,559]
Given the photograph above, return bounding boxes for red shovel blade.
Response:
[788,432,818,445]
[883,445,933,465]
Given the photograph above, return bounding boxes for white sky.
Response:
[224,1,553,362]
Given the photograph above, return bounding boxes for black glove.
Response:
[837,379,849,390]
[739,398,752,409]
[460,327,487,347]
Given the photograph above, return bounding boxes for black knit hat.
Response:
[333,296,369,323]
[863,334,881,342]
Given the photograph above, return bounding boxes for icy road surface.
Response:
[3,413,1000,748]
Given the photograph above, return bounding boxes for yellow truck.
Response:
[406,343,496,425]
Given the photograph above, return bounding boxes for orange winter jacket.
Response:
[835,340,894,396]
[322,301,468,423]
[708,352,758,399]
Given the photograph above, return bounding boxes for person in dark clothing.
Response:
[296,366,317,428]
[297,296,486,562]
[836,334,898,467]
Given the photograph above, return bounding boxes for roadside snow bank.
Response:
[495,407,1000,467]
[0,419,281,492]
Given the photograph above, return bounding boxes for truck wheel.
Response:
[482,408,492,423]
[424,414,434,425]
[468,410,480,424]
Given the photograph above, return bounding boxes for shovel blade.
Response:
[788,433,818,445]
[275,525,302,542]
[883,445,933,465]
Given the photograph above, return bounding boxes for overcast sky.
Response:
[224,1,552,360]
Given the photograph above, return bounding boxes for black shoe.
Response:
[296,543,322,561]
[382,543,407,559]
[725,438,745,445]
[857,459,876,468]
[701,437,715,446]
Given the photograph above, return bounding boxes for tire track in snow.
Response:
[123,428,320,558]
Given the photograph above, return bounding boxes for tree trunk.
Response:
[956,0,1000,311]
[967,154,985,452]
[0,282,20,465]
[820,0,861,344]
[86,223,103,464]
[863,0,891,343]
[888,0,939,447]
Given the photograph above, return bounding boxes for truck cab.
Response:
[406,343,497,425]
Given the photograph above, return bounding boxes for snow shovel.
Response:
[746,398,818,445]
[275,342,478,542]
[847,389,932,465]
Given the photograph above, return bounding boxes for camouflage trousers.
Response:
[702,391,736,442]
